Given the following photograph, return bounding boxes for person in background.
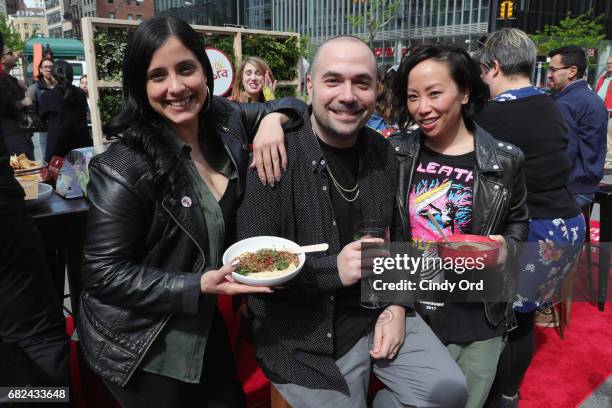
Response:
[79,74,92,131]
[38,60,90,161]
[475,28,586,408]
[1,45,36,158]
[2,46,28,92]
[0,30,70,395]
[367,64,401,138]
[77,16,305,408]
[79,74,89,98]
[390,44,529,408]
[547,46,607,207]
[26,57,56,112]
[25,58,55,158]
[595,55,612,170]
[230,56,276,102]
[1,46,18,81]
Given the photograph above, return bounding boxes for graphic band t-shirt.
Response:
[409,145,504,344]
[410,145,474,244]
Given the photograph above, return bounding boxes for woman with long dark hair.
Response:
[389,45,529,408]
[77,16,305,407]
[38,59,90,161]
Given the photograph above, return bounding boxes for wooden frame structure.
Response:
[81,17,301,149]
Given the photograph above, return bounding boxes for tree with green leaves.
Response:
[347,0,400,50]
[0,13,24,51]
[529,11,606,60]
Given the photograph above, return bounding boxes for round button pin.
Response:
[181,196,192,208]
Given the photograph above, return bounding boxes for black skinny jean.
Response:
[104,308,246,408]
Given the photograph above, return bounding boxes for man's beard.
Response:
[311,102,368,142]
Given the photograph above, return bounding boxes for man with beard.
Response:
[236,36,467,408]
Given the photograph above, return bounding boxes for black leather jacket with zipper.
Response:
[77,96,306,386]
[388,124,529,329]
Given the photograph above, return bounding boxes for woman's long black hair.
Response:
[104,16,215,197]
[52,60,78,105]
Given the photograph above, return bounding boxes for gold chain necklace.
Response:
[313,129,360,203]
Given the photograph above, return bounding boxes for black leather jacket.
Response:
[77,96,306,386]
[388,124,529,328]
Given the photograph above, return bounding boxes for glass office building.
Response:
[245,0,491,61]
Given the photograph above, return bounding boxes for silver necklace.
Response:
[313,130,360,202]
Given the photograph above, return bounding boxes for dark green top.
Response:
[140,133,237,383]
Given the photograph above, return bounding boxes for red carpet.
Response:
[519,303,612,408]
[68,292,611,407]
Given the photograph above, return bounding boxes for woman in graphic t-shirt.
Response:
[388,45,529,408]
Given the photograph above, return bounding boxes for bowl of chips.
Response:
[10,154,48,182]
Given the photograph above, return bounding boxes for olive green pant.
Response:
[447,335,505,408]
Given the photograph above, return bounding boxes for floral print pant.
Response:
[513,214,586,313]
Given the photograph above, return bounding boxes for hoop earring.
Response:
[202,85,212,113]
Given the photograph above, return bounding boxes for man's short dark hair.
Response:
[548,45,587,78]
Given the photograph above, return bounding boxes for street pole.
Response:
[489,0,498,33]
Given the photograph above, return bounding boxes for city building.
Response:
[4,0,25,15]
[68,0,154,39]
[155,0,242,27]
[1,0,7,16]
[69,0,84,38]
[29,0,46,9]
[97,0,154,21]
[245,0,270,29]
[8,8,48,40]
[245,0,491,63]
[44,0,72,37]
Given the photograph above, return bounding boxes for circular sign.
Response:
[205,47,234,96]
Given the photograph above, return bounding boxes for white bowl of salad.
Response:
[222,236,306,286]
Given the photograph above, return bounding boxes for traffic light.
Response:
[499,1,515,20]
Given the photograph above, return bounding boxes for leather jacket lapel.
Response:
[471,126,506,236]
[471,172,506,236]
[161,190,208,261]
